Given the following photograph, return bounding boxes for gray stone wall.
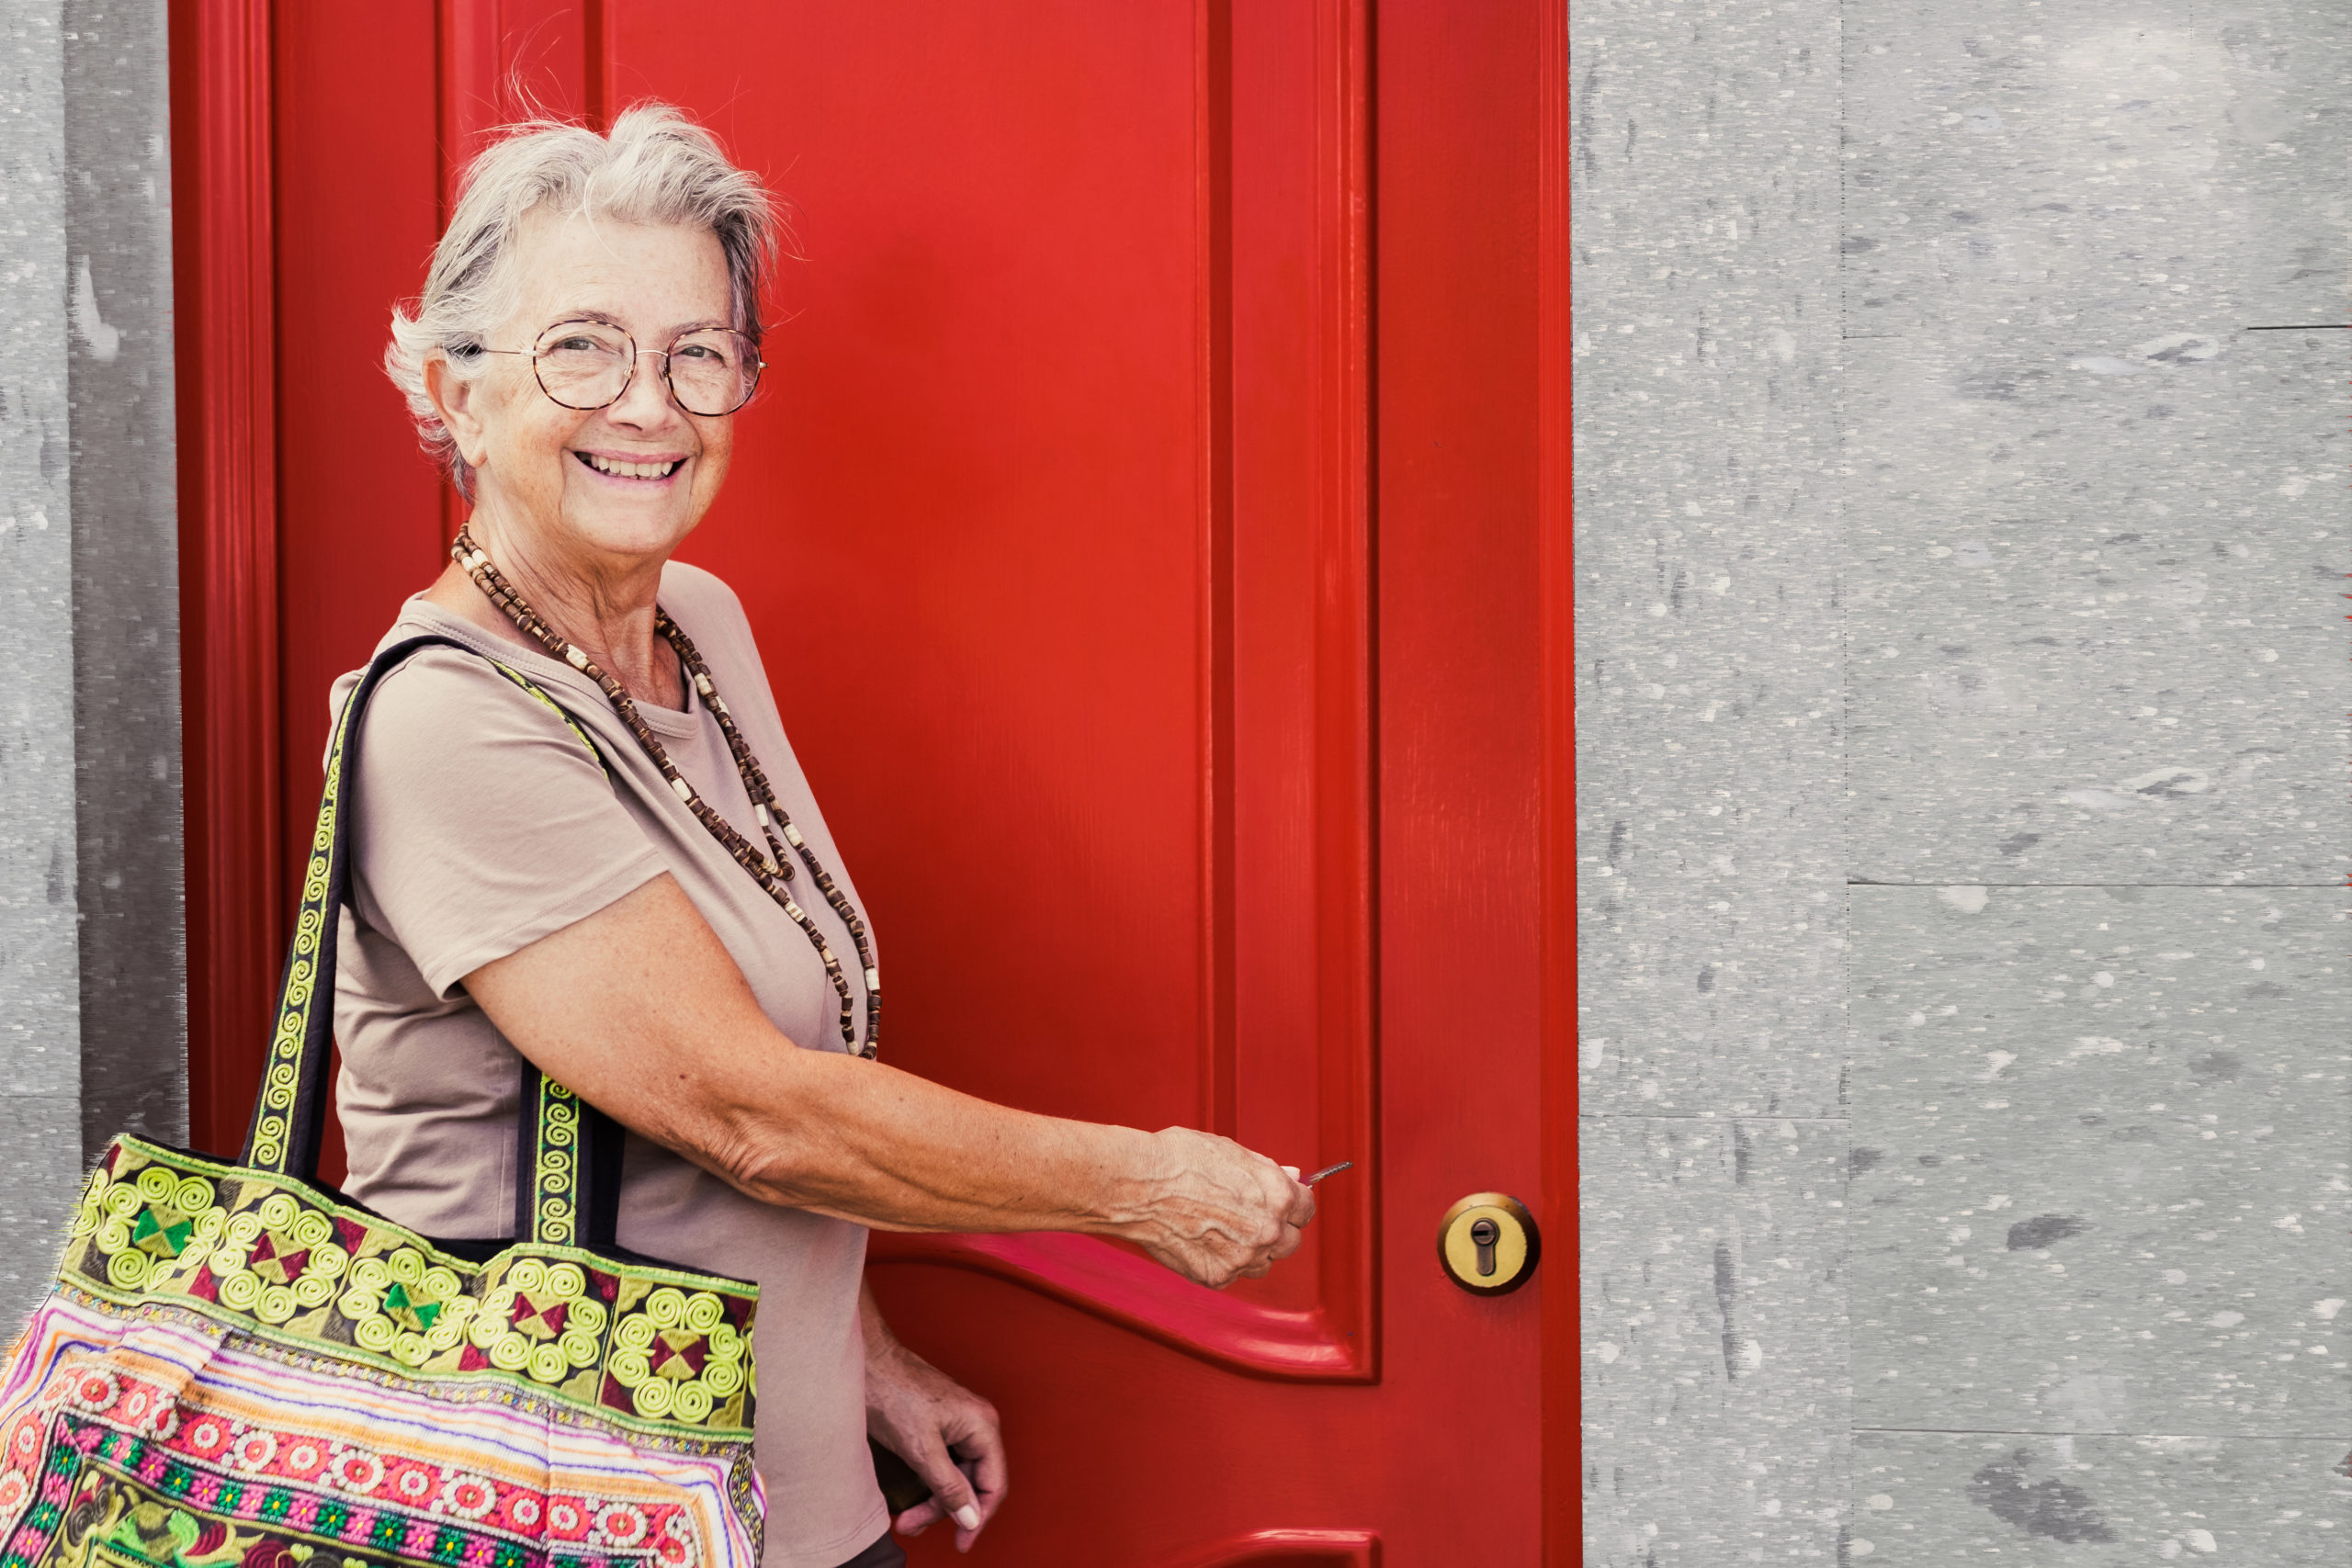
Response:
[62,0,183,1160]
[0,0,179,1338]
[1577,0,2349,1560]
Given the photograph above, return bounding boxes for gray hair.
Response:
[385,102,785,498]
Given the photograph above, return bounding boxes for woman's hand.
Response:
[1116,1127,1317,1289]
[861,1289,1005,1555]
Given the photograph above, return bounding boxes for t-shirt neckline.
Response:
[390,595,706,739]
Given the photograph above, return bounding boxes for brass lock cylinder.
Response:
[1437,1192,1540,1296]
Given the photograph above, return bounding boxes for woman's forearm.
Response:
[465,874,1308,1283]
[698,1042,1165,1236]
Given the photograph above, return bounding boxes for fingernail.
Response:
[954,1504,981,1530]
[1281,1165,1300,1179]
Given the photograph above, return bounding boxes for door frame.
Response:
[169,0,1577,1556]
[172,0,283,1172]
[1537,6,1574,1560]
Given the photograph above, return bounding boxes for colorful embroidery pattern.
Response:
[526,1081,583,1250]
[1,1143,763,1568]
[246,762,340,1173]
[0,1361,733,1568]
[1,637,766,1568]
[59,1142,755,1439]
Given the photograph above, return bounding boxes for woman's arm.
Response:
[461,873,1315,1288]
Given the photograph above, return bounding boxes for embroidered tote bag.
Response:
[0,635,763,1568]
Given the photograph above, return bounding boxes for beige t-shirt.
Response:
[327,562,888,1568]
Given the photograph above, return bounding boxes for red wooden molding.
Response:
[885,0,1380,1391]
[171,0,281,1161]
[1536,0,1577,1560]
[868,1232,1364,1382]
[1150,1529,1379,1568]
[1306,0,1379,1388]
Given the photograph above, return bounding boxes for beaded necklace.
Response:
[450,524,879,1058]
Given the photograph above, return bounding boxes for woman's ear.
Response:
[424,351,494,470]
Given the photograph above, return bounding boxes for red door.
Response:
[174,4,1572,1562]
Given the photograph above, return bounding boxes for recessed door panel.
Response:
[606,0,1376,1379]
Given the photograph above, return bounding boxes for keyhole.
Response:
[1470,1217,1500,1277]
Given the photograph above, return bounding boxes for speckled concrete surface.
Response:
[0,1095,79,1336]
[0,0,85,1338]
[1849,886,2351,1437]
[1577,0,2350,1556]
[1581,1117,1852,1565]
[1844,321,2347,884]
[1849,1432,2351,1562]
[1,1,179,1337]
[62,0,182,1160]
[1841,5,2350,884]
[1571,0,1848,1122]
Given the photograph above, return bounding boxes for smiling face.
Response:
[428,206,741,571]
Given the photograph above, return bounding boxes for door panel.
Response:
[606,0,1376,1382]
[185,1,1561,1561]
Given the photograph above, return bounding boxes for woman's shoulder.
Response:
[328,612,601,773]
[658,558,750,627]
[657,560,766,673]
[334,623,547,716]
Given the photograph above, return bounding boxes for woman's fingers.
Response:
[899,1439,984,1545]
[865,1334,1005,1551]
[1137,1127,1330,1287]
[966,1427,1011,1528]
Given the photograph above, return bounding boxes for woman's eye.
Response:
[674,344,720,362]
[549,337,605,354]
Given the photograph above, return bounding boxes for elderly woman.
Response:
[338,105,1316,1568]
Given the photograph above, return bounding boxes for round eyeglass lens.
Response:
[533,321,635,410]
[666,329,761,415]
[530,321,759,415]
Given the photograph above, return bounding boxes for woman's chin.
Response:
[556,490,701,559]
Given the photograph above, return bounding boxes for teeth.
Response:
[583,453,679,479]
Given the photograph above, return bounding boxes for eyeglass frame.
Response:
[466,316,767,417]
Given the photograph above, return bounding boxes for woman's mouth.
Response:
[574,450,686,481]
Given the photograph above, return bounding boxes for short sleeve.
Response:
[345,648,668,998]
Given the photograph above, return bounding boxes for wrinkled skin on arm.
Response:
[461,873,1317,1286]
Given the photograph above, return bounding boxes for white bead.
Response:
[820,948,835,964]
[865,967,880,991]
[670,777,694,803]
[783,825,803,846]
[755,804,770,826]
[784,901,804,920]
[565,647,589,670]
[695,674,713,695]
[712,696,729,715]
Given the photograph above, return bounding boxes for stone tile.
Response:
[1849,886,2352,1437]
[1838,2,2352,884]
[1580,1117,1850,1564]
[0,1095,84,1341]
[1572,0,1846,1117]
[1841,1,2350,340]
[1849,1431,2351,1562]
[64,0,186,1161]
[0,0,82,1102]
[1841,327,2348,886]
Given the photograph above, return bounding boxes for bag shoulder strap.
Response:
[242,633,625,1251]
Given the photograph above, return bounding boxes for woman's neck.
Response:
[426,508,686,711]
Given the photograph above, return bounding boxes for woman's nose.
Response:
[610,348,684,424]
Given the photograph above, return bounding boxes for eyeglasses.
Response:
[471,318,764,417]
